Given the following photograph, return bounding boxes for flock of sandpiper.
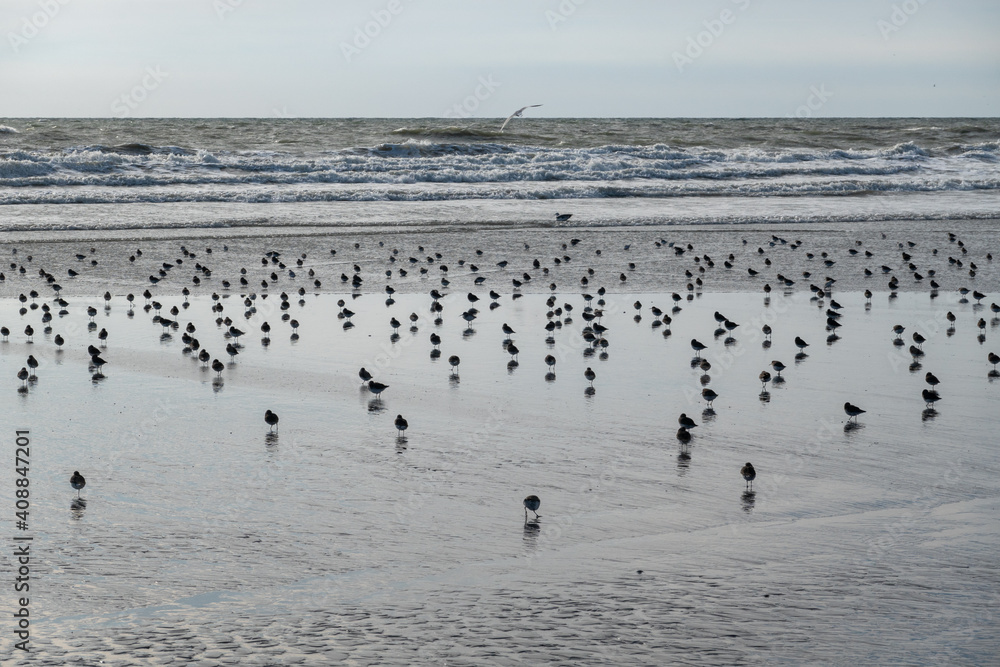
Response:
[2,226,996,513]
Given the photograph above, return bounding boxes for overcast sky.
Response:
[1,0,997,117]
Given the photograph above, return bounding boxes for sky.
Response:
[1,0,998,118]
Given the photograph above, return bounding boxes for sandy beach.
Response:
[3,222,999,664]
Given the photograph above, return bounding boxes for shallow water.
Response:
[2,218,998,300]
[3,280,999,663]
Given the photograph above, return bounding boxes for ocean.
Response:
[1,117,999,235]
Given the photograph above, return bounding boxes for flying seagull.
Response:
[500,104,542,132]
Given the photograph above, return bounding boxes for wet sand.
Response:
[2,224,999,664]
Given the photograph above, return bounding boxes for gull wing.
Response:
[500,104,542,132]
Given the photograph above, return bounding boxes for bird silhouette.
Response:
[523,494,541,520]
[264,409,279,432]
[70,471,86,498]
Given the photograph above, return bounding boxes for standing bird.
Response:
[368,380,389,398]
[584,367,596,387]
[741,463,756,491]
[212,358,225,377]
[523,494,541,520]
[70,471,86,498]
[690,339,707,357]
[499,104,542,132]
[794,336,809,351]
[544,354,556,371]
[678,413,698,430]
[359,367,373,384]
[925,372,940,387]
[394,414,408,435]
[844,402,866,422]
[448,355,461,374]
[264,409,279,432]
[759,370,771,391]
[771,360,786,377]
[702,387,718,407]
[922,388,941,407]
[988,352,999,371]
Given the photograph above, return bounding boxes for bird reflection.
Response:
[212,377,224,393]
[921,408,938,422]
[545,372,556,382]
[677,449,691,474]
[523,518,541,546]
[741,491,756,512]
[395,435,408,452]
[844,421,864,433]
[265,432,279,447]
[368,399,386,413]
[71,498,87,518]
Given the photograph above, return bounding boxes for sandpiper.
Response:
[741,463,756,491]
[702,387,718,407]
[394,414,408,434]
[844,402,866,422]
[264,409,279,432]
[523,494,541,519]
[759,370,771,390]
[922,388,941,407]
[70,471,86,498]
